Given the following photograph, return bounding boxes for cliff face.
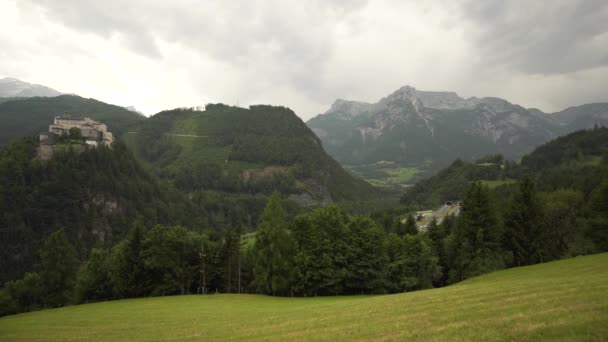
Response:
[307,85,606,168]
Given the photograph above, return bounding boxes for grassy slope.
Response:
[1,254,607,341]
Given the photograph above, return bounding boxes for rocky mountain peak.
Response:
[325,99,372,118]
[383,85,476,110]
[0,77,62,98]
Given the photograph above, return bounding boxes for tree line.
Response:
[3,171,606,316]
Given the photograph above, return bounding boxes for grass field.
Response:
[1,254,607,341]
[346,163,421,189]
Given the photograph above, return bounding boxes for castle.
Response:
[40,116,114,146]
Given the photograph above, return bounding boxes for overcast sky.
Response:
[1,0,607,119]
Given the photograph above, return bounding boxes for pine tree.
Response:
[504,176,545,266]
[253,192,294,296]
[111,219,146,298]
[449,182,504,283]
[402,214,418,236]
[39,228,79,307]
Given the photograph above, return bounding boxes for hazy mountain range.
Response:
[307,85,608,172]
[0,77,62,98]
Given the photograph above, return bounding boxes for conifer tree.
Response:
[253,192,294,295]
[402,214,418,236]
[449,182,504,283]
[112,219,146,297]
[39,228,79,307]
[504,176,545,266]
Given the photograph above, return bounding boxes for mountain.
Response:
[548,103,608,132]
[0,95,145,146]
[126,104,377,205]
[0,77,62,98]
[307,86,607,187]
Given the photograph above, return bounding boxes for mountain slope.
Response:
[1,253,606,340]
[308,86,607,185]
[127,104,377,203]
[400,127,608,208]
[0,138,202,283]
[548,103,608,132]
[0,77,62,98]
[0,95,145,146]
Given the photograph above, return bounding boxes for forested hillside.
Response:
[0,95,144,146]
[401,127,608,209]
[1,129,607,317]
[0,138,202,283]
[126,104,377,217]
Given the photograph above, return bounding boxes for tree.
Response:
[504,176,545,266]
[252,192,295,295]
[111,219,146,298]
[384,232,440,293]
[69,127,82,140]
[449,182,504,283]
[74,248,113,303]
[345,216,387,294]
[292,205,349,296]
[38,228,79,307]
[142,225,201,295]
[587,177,608,251]
[400,214,418,236]
[426,218,448,286]
[401,235,441,291]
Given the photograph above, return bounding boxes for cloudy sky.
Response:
[1,0,607,119]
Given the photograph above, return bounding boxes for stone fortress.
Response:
[38,116,113,160]
[40,116,114,146]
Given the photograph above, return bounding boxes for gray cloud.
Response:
[458,0,608,74]
[2,0,607,118]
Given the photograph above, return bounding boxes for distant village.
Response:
[38,116,113,159]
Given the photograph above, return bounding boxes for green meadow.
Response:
[1,253,606,341]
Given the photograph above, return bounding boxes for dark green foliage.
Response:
[38,229,79,307]
[0,272,42,316]
[111,220,146,298]
[426,218,448,286]
[292,205,350,296]
[142,225,202,295]
[504,176,545,266]
[69,127,82,140]
[132,104,377,202]
[521,127,608,171]
[541,190,588,257]
[345,216,387,294]
[587,178,608,251]
[0,95,144,146]
[385,233,440,292]
[252,193,295,295]
[449,182,504,283]
[402,214,418,236]
[400,158,507,209]
[74,248,113,303]
[0,138,202,283]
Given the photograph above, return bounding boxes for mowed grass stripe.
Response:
[0,253,606,341]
